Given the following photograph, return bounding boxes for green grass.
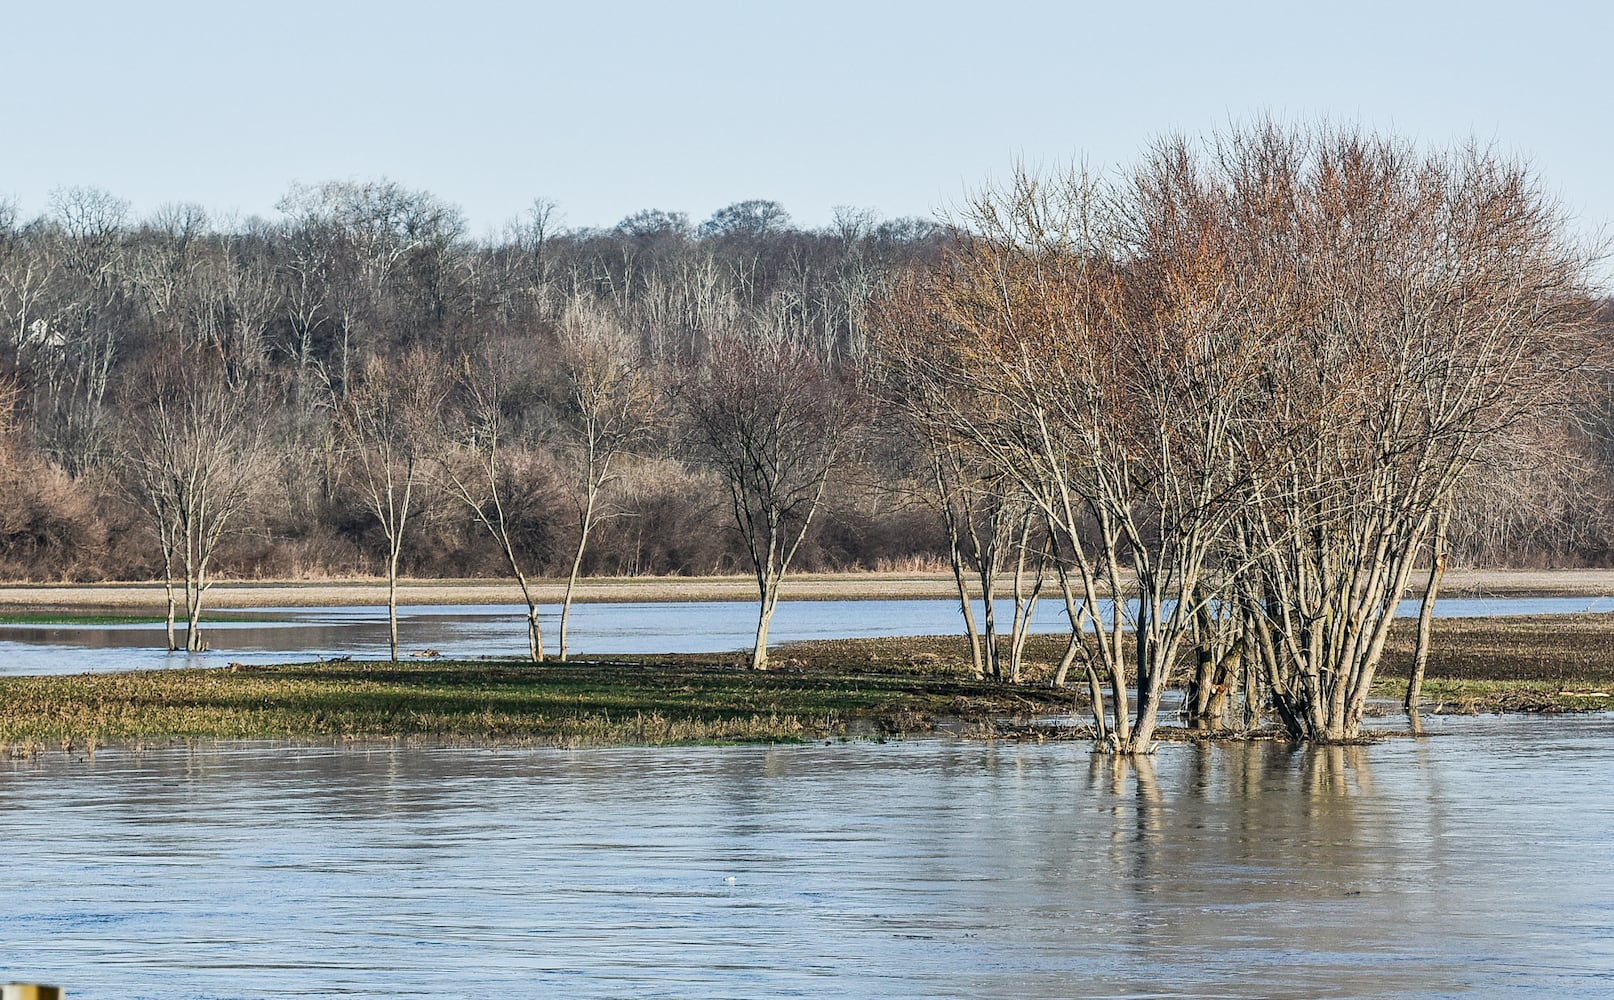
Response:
[7,613,1614,754]
[1379,677,1614,714]
[0,656,1073,752]
[0,613,169,625]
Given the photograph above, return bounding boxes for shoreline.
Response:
[2,618,1612,755]
[3,566,1614,612]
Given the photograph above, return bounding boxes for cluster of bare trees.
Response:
[875,124,1597,748]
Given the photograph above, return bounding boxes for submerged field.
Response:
[3,612,1613,752]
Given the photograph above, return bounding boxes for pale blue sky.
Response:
[3,0,1609,256]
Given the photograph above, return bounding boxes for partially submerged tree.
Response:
[877,163,1271,751]
[1218,127,1596,741]
[684,329,862,669]
[556,298,656,660]
[124,350,265,651]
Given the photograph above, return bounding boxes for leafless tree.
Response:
[555,297,657,660]
[684,328,863,669]
[1215,126,1596,741]
[124,350,266,651]
[336,349,448,661]
[874,305,1057,683]
[876,162,1270,751]
[443,344,555,662]
[277,180,466,394]
[874,125,1594,747]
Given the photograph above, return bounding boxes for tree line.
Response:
[0,184,946,596]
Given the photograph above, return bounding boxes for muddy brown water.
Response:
[2,713,1611,998]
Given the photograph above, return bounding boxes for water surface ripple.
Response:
[3,713,1612,998]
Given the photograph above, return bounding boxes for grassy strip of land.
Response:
[4,614,1613,754]
[1373,614,1614,714]
[0,613,165,626]
[0,656,1072,753]
[760,622,1614,718]
[0,612,268,626]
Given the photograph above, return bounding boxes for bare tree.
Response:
[124,350,265,651]
[1218,126,1595,742]
[556,298,657,660]
[876,161,1270,752]
[684,329,862,669]
[443,345,554,662]
[277,180,466,394]
[336,349,448,661]
[926,439,1010,680]
[872,329,1051,683]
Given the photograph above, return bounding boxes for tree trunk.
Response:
[560,511,593,662]
[1052,635,1078,689]
[751,584,779,671]
[163,569,179,653]
[1204,646,1238,730]
[526,604,542,664]
[1187,589,1231,731]
[387,551,401,662]
[1084,661,1109,742]
[185,587,206,652]
[934,454,984,679]
[183,542,206,652]
[498,538,542,663]
[977,561,1000,681]
[1406,507,1451,721]
[947,537,984,679]
[1006,522,1044,685]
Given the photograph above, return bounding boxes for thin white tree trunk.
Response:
[751,582,779,671]
[560,490,597,662]
[1407,507,1451,722]
[163,575,178,653]
[387,548,401,663]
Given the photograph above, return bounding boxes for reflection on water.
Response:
[2,713,1611,998]
[0,595,1607,675]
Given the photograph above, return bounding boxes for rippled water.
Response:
[1,595,1608,675]
[3,714,1612,998]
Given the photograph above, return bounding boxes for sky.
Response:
[3,0,1611,264]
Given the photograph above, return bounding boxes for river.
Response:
[2,712,1611,998]
[1,595,1610,675]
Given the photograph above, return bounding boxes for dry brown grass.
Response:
[5,566,1614,613]
[0,572,969,611]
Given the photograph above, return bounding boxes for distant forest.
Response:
[0,180,1609,583]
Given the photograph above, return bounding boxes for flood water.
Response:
[1,714,1611,997]
[1,595,1609,675]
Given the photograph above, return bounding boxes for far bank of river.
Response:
[3,591,1614,677]
[6,566,1614,611]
